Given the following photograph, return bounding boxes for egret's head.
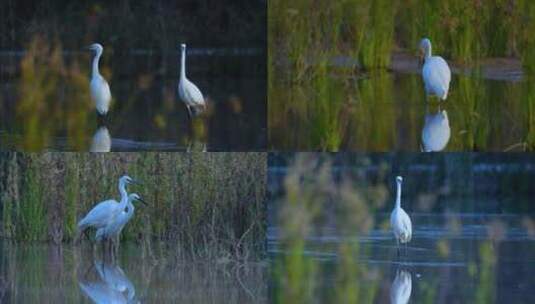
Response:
[129,193,148,205]
[180,43,186,51]
[88,43,103,53]
[396,176,403,184]
[419,38,431,64]
[120,175,139,185]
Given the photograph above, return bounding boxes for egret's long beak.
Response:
[137,197,148,206]
[130,179,142,185]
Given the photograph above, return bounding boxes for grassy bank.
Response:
[0,152,266,259]
[269,0,535,80]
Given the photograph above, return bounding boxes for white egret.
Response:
[390,269,412,304]
[422,109,450,152]
[178,43,206,117]
[89,43,112,115]
[96,193,147,251]
[77,175,137,239]
[390,176,412,255]
[90,126,111,152]
[419,38,451,100]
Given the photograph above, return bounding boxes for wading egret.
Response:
[390,269,412,304]
[96,193,147,251]
[422,109,450,152]
[90,126,111,152]
[77,175,137,238]
[178,43,206,117]
[390,176,412,255]
[419,38,451,100]
[89,43,112,115]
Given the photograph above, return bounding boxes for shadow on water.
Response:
[0,241,268,303]
[269,70,535,151]
[268,155,535,303]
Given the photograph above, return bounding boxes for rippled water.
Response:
[268,212,535,303]
[0,242,267,303]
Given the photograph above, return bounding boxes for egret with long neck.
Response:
[178,43,206,118]
[89,43,112,115]
[419,38,451,101]
[77,175,137,241]
[390,176,412,256]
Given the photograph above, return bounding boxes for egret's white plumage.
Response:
[94,261,135,301]
[77,175,134,234]
[390,176,412,247]
[422,109,450,152]
[89,43,111,115]
[390,269,412,304]
[178,43,206,117]
[90,126,111,152]
[96,193,146,242]
[420,38,451,100]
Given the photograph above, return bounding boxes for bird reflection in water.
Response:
[390,269,412,304]
[90,126,111,152]
[79,260,137,304]
[421,106,450,152]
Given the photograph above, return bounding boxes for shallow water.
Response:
[0,50,266,151]
[267,212,535,303]
[0,242,267,303]
[269,69,535,151]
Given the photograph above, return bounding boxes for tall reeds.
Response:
[0,152,266,259]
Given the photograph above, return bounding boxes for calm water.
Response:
[268,212,535,303]
[0,50,266,151]
[269,69,535,152]
[0,242,267,303]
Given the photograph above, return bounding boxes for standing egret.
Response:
[96,193,148,253]
[419,38,451,100]
[390,176,412,255]
[178,43,206,117]
[77,175,137,240]
[390,269,412,304]
[89,43,112,115]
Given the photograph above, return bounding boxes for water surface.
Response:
[0,242,267,303]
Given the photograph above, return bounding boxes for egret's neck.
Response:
[125,200,135,217]
[395,182,402,209]
[92,50,102,78]
[424,45,432,59]
[118,181,128,207]
[180,49,186,80]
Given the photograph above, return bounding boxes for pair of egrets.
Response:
[77,175,147,248]
[88,43,205,118]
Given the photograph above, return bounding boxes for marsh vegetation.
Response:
[268,154,535,303]
[268,0,535,151]
[0,1,266,151]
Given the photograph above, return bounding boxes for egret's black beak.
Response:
[137,197,148,206]
[131,179,142,185]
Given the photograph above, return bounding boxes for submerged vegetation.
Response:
[0,152,266,259]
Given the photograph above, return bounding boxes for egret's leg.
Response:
[186,105,193,118]
[396,239,400,258]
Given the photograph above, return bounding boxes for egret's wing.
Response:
[185,80,205,106]
[423,57,451,98]
[78,200,118,229]
[90,77,112,114]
